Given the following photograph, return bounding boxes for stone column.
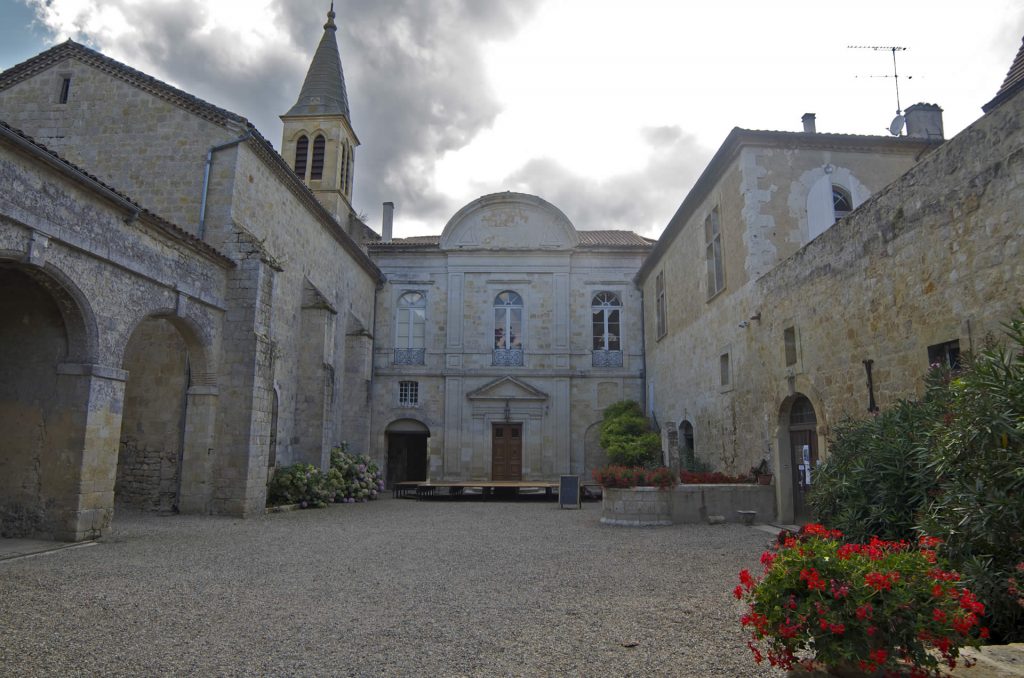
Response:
[55,363,128,541]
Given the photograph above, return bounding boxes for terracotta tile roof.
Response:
[368,230,653,250]
[0,119,235,267]
[984,35,1024,113]
[578,230,655,248]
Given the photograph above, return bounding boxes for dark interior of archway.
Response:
[0,268,68,537]
[116,317,189,513]
[386,433,428,488]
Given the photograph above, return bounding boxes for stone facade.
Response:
[640,94,1024,522]
[368,193,651,485]
[0,31,382,538]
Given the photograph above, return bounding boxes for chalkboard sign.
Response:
[559,475,581,509]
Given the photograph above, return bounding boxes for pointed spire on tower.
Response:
[285,3,350,119]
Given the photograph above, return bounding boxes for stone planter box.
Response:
[600,487,673,526]
[672,484,775,524]
[600,484,776,526]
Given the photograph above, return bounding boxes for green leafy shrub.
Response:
[808,311,1024,642]
[599,400,661,468]
[266,464,332,508]
[328,445,385,503]
[918,316,1024,642]
[266,444,385,508]
[737,525,987,674]
[808,397,940,543]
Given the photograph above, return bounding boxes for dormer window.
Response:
[310,135,326,180]
[294,135,309,179]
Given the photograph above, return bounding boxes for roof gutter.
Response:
[198,132,252,238]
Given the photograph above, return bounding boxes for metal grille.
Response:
[492,348,524,367]
[592,350,623,368]
[394,348,425,365]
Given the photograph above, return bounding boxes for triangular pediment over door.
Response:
[466,376,548,402]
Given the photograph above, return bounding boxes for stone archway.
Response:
[384,419,430,488]
[776,393,824,524]
[116,313,217,515]
[0,263,105,540]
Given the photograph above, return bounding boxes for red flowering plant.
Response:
[593,465,676,490]
[736,524,988,676]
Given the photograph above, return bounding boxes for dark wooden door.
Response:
[491,423,522,481]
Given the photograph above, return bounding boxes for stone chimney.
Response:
[802,113,816,134]
[382,201,394,243]
[905,103,944,140]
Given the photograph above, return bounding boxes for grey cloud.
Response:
[493,130,711,238]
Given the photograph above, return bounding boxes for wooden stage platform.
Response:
[393,480,599,500]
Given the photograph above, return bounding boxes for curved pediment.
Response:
[439,192,580,251]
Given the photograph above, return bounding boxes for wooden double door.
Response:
[491,423,522,481]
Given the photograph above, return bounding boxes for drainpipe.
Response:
[637,280,649,418]
[198,132,252,238]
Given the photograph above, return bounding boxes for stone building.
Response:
[368,193,651,486]
[638,47,1024,522]
[0,8,382,539]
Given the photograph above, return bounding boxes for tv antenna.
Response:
[849,45,910,136]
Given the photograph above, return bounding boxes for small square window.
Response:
[784,326,798,367]
[720,353,731,387]
[927,340,961,369]
[398,380,419,407]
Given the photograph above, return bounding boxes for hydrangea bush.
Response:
[737,524,987,676]
[266,444,385,508]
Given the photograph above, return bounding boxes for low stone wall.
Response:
[672,484,775,524]
[601,484,776,526]
[600,487,672,526]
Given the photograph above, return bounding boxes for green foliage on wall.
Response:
[599,400,661,468]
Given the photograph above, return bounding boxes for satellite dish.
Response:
[889,114,905,137]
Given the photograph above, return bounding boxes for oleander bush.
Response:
[808,311,1024,642]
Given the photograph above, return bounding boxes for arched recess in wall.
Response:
[116,311,216,515]
[583,421,608,482]
[678,420,695,469]
[310,134,326,181]
[384,418,430,489]
[0,261,98,538]
[805,168,868,241]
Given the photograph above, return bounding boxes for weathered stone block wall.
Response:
[0,59,229,233]
[116,317,189,512]
[642,91,1023,521]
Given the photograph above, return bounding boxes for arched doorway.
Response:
[0,264,94,538]
[678,420,695,469]
[787,396,819,523]
[385,419,429,488]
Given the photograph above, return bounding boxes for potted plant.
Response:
[735,524,988,676]
[752,459,773,485]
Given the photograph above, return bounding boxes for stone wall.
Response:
[641,91,1023,522]
[116,317,189,512]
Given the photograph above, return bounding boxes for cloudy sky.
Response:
[1,0,1022,238]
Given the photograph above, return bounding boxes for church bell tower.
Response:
[281,3,359,221]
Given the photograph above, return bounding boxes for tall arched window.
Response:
[394,291,426,365]
[832,185,852,219]
[294,135,308,179]
[592,291,623,367]
[346,151,354,195]
[493,291,523,366]
[340,144,348,192]
[310,134,326,181]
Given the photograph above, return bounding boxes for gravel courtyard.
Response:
[0,497,777,677]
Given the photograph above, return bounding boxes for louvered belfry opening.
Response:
[294,135,308,178]
[310,135,326,180]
